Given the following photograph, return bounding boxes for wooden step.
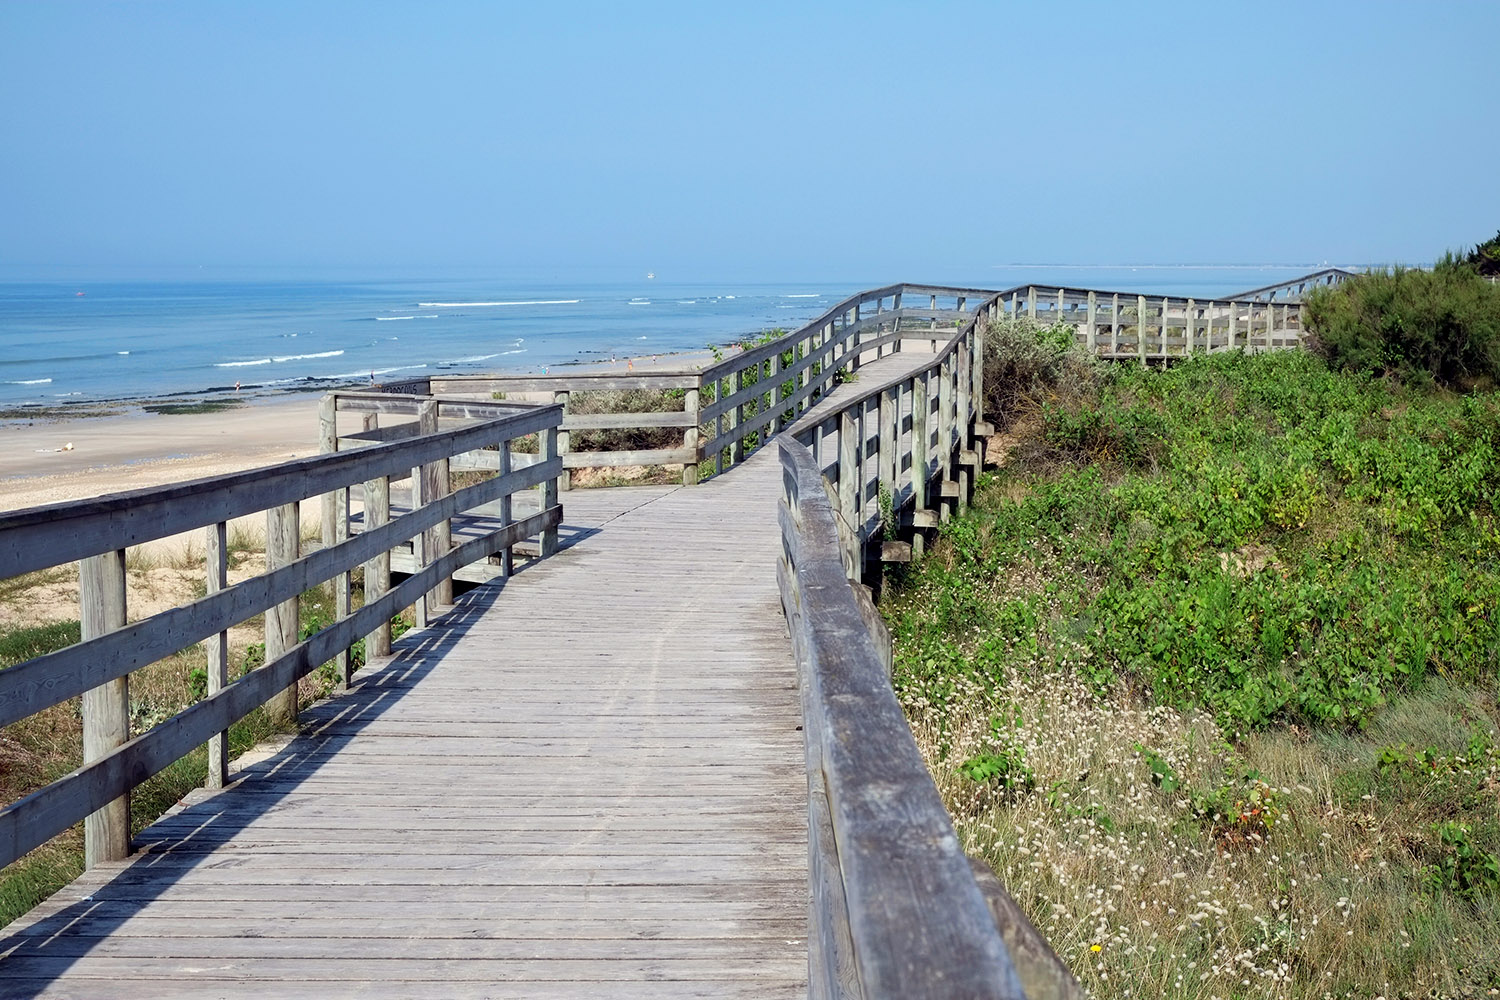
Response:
[880,541,912,563]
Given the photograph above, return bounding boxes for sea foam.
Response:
[417,299,580,308]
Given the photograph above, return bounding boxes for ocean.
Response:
[0,266,1332,408]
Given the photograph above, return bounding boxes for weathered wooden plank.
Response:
[205,521,230,788]
[432,373,702,393]
[562,409,696,430]
[0,457,560,728]
[0,403,564,578]
[779,438,1032,999]
[0,980,802,1000]
[79,549,128,868]
[562,447,696,467]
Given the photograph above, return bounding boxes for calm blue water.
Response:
[0,267,1326,407]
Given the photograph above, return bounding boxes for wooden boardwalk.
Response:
[0,453,809,998]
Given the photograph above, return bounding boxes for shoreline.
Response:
[0,345,727,513]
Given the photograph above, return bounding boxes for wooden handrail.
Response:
[0,396,564,870]
[775,285,1085,995]
[780,438,1050,1000]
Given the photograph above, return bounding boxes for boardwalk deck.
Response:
[0,455,808,998]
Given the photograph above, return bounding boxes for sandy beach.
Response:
[0,348,723,514]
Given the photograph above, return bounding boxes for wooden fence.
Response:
[380,270,1352,487]
[0,397,562,871]
[776,289,1083,998]
[379,283,990,488]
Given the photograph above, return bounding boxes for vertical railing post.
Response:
[334,484,351,688]
[956,338,971,512]
[768,350,784,435]
[878,386,895,508]
[497,441,514,578]
[80,549,128,867]
[318,396,351,688]
[937,353,953,521]
[1164,296,1176,359]
[554,390,572,492]
[730,367,745,465]
[838,408,858,574]
[318,395,338,542]
[362,469,391,659]
[1086,290,1097,354]
[911,373,928,559]
[539,424,560,557]
[414,398,451,621]
[205,522,229,788]
[1137,295,1149,367]
[1111,293,1120,355]
[847,306,861,373]
[265,502,300,724]
[972,315,986,430]
[1229,301,1239,349]
[1185,298,1196,355]
[1028,286,1038,320]
[682,385,700,485]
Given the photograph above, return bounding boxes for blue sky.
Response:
[2,1,1496,281]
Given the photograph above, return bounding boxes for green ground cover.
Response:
[886,336,1500,998]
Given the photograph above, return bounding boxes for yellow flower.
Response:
[1091,944,1102,952]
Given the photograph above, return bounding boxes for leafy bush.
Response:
[1426,821,1500,899]
[567,387,685,453]
[1461,229,1500,277]
[982,317,1102,428]
[1304,263,1500,386]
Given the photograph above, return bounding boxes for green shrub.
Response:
[1461,229,1500,278]
[982,317,1102,428]
[1303,264,1500,385]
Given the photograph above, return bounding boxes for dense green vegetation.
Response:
[887,315,1500,997]
[900,347,1499,729]
[1304,253,1500,386]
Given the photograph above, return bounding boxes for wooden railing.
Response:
[377,270,1353,484]
[380,283,990,488]
[777,291,1083,998]
[0,396,563,871]
[1000,271,1353,362]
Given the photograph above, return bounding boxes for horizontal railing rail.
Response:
[0,396,563,871]
[1222,266,1357,302]
[779,439,1027,999]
